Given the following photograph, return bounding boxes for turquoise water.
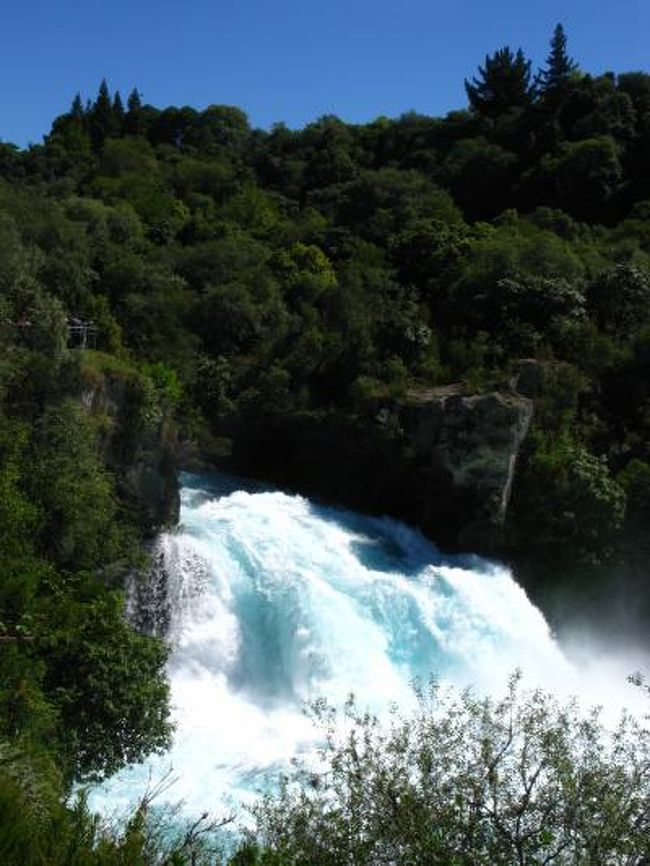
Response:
[89,472,640,821]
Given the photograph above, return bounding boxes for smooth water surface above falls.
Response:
[90,472,643,819]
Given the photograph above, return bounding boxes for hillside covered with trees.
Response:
[1,23,650,864]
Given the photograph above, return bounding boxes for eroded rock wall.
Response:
[401,388,533,549]
[81,367,179,535]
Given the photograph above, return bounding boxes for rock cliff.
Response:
[228,380,534,554]
[79,357,179,534]
[401,386,533,549]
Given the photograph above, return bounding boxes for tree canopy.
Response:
[465,46,535,118]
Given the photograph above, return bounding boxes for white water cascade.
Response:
[90,471,645,819]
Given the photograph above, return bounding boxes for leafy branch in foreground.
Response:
[236,674,650,865]
[0,761,235,866]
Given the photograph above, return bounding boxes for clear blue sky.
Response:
[1,0,648,147]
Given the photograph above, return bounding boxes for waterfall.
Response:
[90,471,644,819]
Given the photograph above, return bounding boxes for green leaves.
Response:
[27,400,126,571]
[35,585,172,780]
[588,264,650,340]
[512,435,626,567]
[242,678,650,865]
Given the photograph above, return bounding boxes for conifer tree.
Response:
[89,78,115,148]
[70,92,84,119]
[112,91,125,135]
[113,91,125,118]
[95,79,112,116]
[465,47,535,119]
[538,24,579,97]
[125,88,145,136]
[127,87,142,113]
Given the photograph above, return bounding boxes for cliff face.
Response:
[79,360,179,535]
[401,387,533,549]
[228,382,534,555]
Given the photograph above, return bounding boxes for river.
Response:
[89,471,646,821]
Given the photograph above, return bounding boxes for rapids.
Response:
[89,471,645,820]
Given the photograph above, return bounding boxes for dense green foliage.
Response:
[0,22,649,864]
[0,158,175,855]
[235,677,650,865]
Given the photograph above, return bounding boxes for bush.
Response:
[36,581,172,781]
[511,436,626,566]
[239,675,650,865]
[588,264,650,340]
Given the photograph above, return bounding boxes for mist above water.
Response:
[89,472,648,819]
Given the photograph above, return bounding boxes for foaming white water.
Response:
[89,472,647,819]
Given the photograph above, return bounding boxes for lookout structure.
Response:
[67,317,99,349]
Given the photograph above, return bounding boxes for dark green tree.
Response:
[465,47,535,119]
[538,24,579,98]
[69,92,84,119]
[112,90,125,133]
[439,137,518,219]
[127,88,142,112]
[588,264,650,339]
[37,583,172,780]
[27,400,128,571]
[523,135,623,219]
[125,87,145,136]
[89,79,116,149]
[512,436,626,567]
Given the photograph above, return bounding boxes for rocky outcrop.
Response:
[401,387,533,549]
[80,363,179,534]
[509,359,545,399]
[226,383,534,554]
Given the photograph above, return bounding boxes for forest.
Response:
[1,23,650,863]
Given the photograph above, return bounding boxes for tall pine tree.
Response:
[89,79,116,148]
[70,93,84,119]
[127,88,141,113]
[538,24,578,97]
[112,91,125,134]
[125,88,145,136]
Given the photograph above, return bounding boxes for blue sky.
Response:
[1,0,648,147]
